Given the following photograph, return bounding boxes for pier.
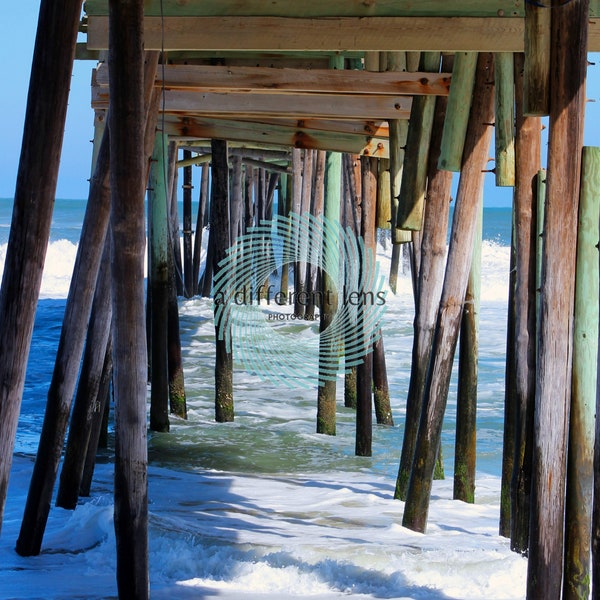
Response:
[0,2,598,598]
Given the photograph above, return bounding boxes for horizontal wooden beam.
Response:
[95,63,451,96]
[82,0,600,18]
[92,87,412,119]
[85,15,600,52]
[84,0,515,17]
[159,114,390,157]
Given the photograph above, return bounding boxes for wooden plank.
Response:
[84,0,527,18]
[95,63,451,96]
[160,115,389,157]
[93,87,411,120]
[87,16,530,52]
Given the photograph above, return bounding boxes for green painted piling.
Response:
[494,53,515,187]
[438,52,478,172]
[149,132,171,433]
[563,146,600,600]
[397,52,440,230]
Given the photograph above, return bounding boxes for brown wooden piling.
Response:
[56,235,113,509]
[394,53,454,501]
[0,0,83,535]
[402,53,494,532]
[107,0,149,596]
[527,1,589,597]
[355,155,377,457]
[510,53,540,555]
[212,139,234,423]
[16,116,113,555]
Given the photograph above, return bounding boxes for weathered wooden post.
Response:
[527,1,589,597]
[212,139,234,423]
[494,52,515,187]
[438,52,478,172]
[0,0,83,534]
[394,54,454,501]
[386,51,410,293]
[396,52,440,230]
[355,155,377,457]
[402,53,495,532]
[107,0,149,596]
[563,146,599,600]
[510,52,541,555]
[523,0,550,117]
[56,236,113,509]
[500,209,517,538]
[453,200,482,503]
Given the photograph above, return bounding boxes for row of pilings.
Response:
[0,1,598,599]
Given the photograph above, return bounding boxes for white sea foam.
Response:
[0,226,522,599]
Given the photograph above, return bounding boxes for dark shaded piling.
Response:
[182,149,194,298]
[563,147,599,600]
[453,201,482,503]
[527,2,589,597]
[56,236,113,509]
[510,53,541,555]
[149,132,170,433]
[16,116,113,555]
[80,338,112,497]
[402,53,494,533]
[373,334,393,425]
[0,0,83,534]
[355,156,377,457]
[500,212,517,539]
[107,1,149,595]
[394,53,454,501]
[212,139,234,423]
[168,216,187,420]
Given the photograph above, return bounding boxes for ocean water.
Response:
[0,198,527,599]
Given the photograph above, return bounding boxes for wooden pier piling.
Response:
[403,53,494,532]
[107,0,149,596]
[527,1,589,596]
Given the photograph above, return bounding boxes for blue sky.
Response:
[0,3,598,206]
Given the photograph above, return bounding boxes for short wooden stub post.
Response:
[438,52,478,172]
[523,0,551,116]
[494,52,515,187]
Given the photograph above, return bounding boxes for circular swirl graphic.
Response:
[212,212,387,388]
